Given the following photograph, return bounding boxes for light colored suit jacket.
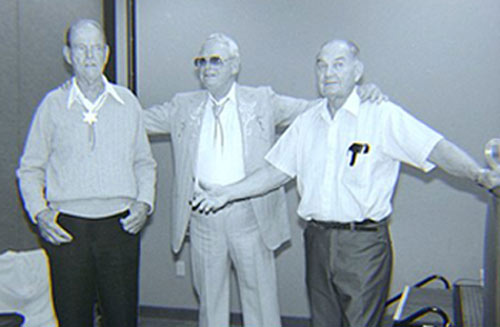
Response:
[144,84,312,253]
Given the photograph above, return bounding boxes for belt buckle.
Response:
[350,222,355,231]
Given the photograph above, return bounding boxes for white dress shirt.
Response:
[196,83,246,186]
[265,87,444,223]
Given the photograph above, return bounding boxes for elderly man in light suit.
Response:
[143,33,382,327]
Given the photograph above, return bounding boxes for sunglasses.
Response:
[193,55,232,68]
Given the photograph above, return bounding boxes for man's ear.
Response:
[354,61,364,83]
[231,57,241,76]
[63,45,72,65]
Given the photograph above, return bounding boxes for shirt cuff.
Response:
[420,134,445,173]
[30,207,49,225]
[136,197,154,215]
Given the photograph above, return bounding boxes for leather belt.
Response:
[59,210,129,220]
[309,219,380,232]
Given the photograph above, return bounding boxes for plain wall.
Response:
[129,0,500,318]
[0,0,103,252]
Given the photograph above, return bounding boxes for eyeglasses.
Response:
[193,55,232,68]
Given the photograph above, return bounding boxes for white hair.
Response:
[202,33,240,60]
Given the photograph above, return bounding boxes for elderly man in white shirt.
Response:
[190,39,500,327]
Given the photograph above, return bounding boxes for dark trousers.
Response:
[41,212,139,327]
[304,220,392,327]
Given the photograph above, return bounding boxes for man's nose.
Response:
[84,47,97,60]
[326,64,338,76]
[84,48,93,59]
[206,61,219,69]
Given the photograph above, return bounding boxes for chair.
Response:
[386,274,484,327]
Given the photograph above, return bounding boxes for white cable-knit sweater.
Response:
[17,79,156,221]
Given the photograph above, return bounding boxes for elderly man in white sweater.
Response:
[16,19,156,327]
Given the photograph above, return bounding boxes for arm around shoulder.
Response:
[268,86,313,128]
[142,99,176,135]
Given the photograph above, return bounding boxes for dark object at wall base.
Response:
[0,313,25,327]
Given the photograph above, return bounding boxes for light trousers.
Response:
[190,201,281,327]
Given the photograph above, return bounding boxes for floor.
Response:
[139,317,197,327]
[139,316,240,327]
[138,316,395,327]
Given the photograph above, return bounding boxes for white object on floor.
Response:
[0,249,57,327]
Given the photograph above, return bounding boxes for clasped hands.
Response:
[190,182,230,215]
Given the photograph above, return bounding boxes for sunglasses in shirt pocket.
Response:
[342,142,373,189]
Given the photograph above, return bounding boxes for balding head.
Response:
[318,39,360,61]
[66,19,106,48]
[315,39,364,108]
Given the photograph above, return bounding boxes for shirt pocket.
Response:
[341,141,374,189]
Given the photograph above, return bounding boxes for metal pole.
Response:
[126,0,136,94]
[484,188,500,327]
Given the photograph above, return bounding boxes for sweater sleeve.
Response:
[16,95,54,222]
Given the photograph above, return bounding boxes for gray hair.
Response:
[319,39,360,59]
[202,33,240,60]
[65,19,106,47]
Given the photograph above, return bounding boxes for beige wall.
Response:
[129,0,500,318]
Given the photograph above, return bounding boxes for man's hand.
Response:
[120,201,150,234]
[190,181,230,215]
[36,209,73,245]
[477,168,500,194]
[357,83,388,104]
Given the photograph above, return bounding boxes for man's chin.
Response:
[202,76,218,84]
[202,80,221,90]
[77,71,103,83]
[321,88,340,99]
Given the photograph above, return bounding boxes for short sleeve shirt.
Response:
[265,87,443,223]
